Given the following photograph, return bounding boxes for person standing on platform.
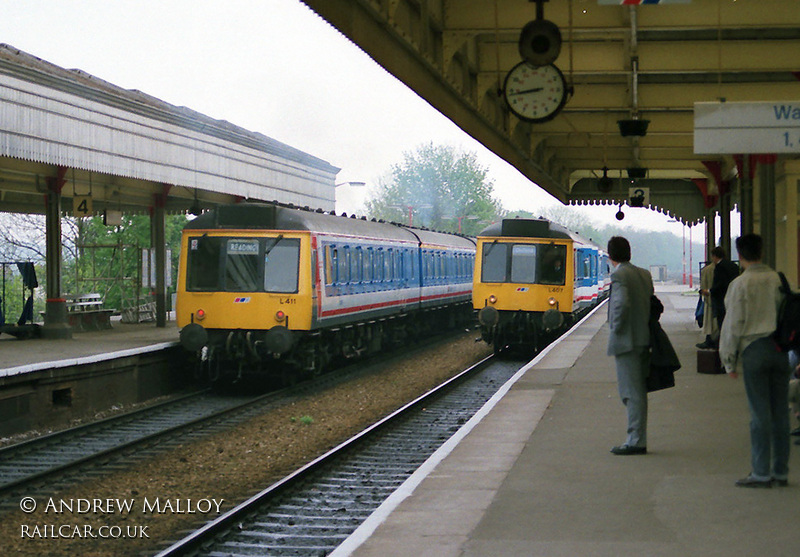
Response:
[719,233,790,488]
[606,236,654,456]
[708,246,739,344]
[696,256,717,348]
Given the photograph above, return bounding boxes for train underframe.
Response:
[478,308,581,356]
[190,302,475,385]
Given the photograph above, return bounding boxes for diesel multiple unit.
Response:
[177,203,475,382]
[473,218,609,354]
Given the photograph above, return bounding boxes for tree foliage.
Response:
[365,143,503,235]
[0,212,187,323]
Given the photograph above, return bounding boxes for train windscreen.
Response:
[480,242,566,285]
[263,239,300,293]
[186,236,300,293]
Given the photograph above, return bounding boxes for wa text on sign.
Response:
[694,101,800,155]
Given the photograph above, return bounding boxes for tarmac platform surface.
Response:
[0,318,179,377]
[334,285,799,557]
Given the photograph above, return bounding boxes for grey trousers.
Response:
[615,347,649,447]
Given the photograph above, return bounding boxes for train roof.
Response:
[478,218,602,250]
[184,203,476,250]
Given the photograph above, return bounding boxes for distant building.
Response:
[649,265,668,282]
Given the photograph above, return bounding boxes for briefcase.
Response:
[697,348,724,374]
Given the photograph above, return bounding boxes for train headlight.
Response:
[488,294,497,304]
[548,297,557,307]
[195,309,206,321]
[275,310,286,322]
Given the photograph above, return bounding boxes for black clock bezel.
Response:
[503,62,568,123]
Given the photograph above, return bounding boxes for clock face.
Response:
[503,62,567,123]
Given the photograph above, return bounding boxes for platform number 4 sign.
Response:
[73,196,92,217]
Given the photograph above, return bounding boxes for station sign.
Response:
[628,186,649,208]
[694,101,800,154]
[72,195,92,217]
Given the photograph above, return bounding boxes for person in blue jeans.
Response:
[719,234,790,488]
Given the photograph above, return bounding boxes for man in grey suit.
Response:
[607,236,654,455]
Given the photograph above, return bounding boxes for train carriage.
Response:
[473,218,607,354]
[177,203,475,383]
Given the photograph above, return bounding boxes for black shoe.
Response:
[772,478,789,487]
[611,444,647,455]
[696,341,714,349]
[735,475,772,488]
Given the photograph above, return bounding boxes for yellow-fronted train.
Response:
[473,218,609,355]
[177,202,476,384]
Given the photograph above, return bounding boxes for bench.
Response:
[64,293,115,331]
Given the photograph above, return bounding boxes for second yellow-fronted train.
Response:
[473,218,609,353]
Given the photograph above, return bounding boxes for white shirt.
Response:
[719,263,783,373]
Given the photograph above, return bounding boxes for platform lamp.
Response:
[334,181,366,214]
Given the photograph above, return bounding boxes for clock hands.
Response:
[510,87,544,96]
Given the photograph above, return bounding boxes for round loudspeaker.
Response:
[518,19,562,67]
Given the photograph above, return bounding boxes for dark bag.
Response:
[773,272,800,352]
[695,295,704,328]
[696,348,724,374]
[647,295,681,392]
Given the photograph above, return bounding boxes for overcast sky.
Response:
[0,0,699,237]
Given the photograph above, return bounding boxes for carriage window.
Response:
[538,244,567,285]
[338,248,349,283]
[351,247,362,283]
[481,242,508,283]
[225,238,260,291]
[187,235,222,291]
[375,249,384,282]
[385,249,394,281]
[264,238,300,293]
[325,246,336,285]
[362,248,371,282]
[510,245,537,283]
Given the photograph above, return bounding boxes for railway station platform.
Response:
[0,316,179,376]
[336,284,799,557]
[0,317,183,437]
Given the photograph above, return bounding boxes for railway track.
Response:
[0,390,281,505]
[154,354,527,557]
[0,330,474,508]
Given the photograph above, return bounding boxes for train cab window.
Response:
[187,235,222,291]
[510,245,537,283]
[538,244,567,285]
[481,241,507,283]
[225,238,260,291]
[264,238,300,293]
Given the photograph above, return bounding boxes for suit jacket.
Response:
[710,258,739,314]
[607,262,654,356]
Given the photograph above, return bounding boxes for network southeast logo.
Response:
[233,297,251,303]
